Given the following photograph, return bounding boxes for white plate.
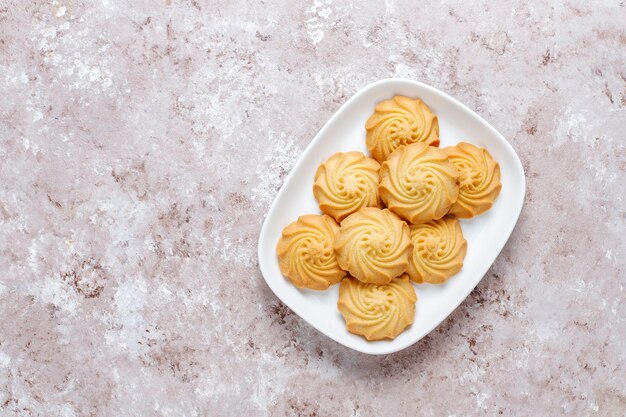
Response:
[258,78,525,355]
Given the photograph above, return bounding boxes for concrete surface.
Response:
[0,1,624,416]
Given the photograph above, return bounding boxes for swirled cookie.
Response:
[444,142,502,218]
[313,152,382,223]
[276,214,347,290]
[337,275,417,341]
[379,143,459,224]
[334,208,411,285]
[365,96,440,163]
[407,217,467,284]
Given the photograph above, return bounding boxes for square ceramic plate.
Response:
[258,78,525,355]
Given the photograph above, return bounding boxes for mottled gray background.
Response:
[0,1,624,416]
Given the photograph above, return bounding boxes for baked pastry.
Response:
[337,275,417,341]
[407,217,467,284]
[313,152,382,223]
[276,214,347,290]
[334,208,412,284]
[365,96,440,163]
[379,143,459,224]
[444,142,502,218]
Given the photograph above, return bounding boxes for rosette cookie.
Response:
[379,143,459,224]
[444,142,502,218]
[313,151,382,223]
[334,208,411,285]
[276,215,347,290]
[365,96,440,163]
[337,275,417,341]
[407,217,467,284]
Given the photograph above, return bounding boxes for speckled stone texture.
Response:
[0,1,624,416]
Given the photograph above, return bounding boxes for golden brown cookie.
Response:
[276,214,347,290]
[379,143,459,224]
[365,96,440,163]
[337,275,417,341]
[444,142,502,218]
[313,151,382,223]
[407,217,467,284]
[334,208,412,285]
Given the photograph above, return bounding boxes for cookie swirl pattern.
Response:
[337,275,417,341]
[379,143,459,224]
[407,217,467,284]
[313,152,381,223]
[334,208,412,285]
[444,142,502,218]
[276,215,346,290]
[365,96,440,163]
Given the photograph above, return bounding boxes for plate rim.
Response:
[258,78,526,355]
